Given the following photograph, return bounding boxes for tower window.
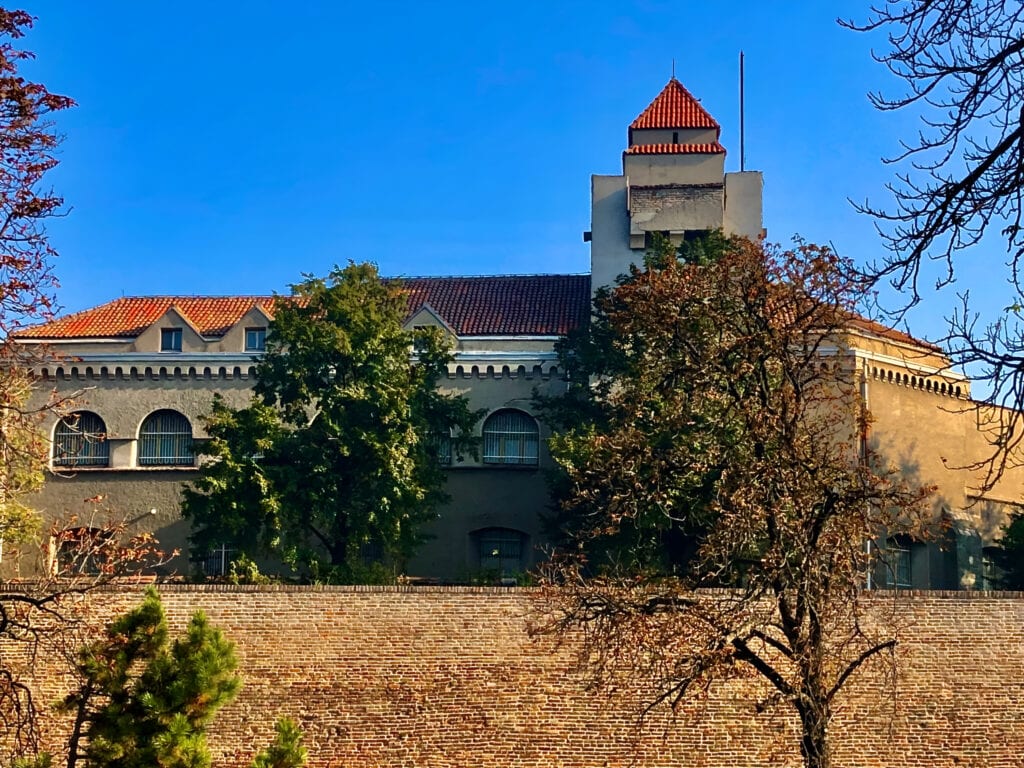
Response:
[672,131,679,144]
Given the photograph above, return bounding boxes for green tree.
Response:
[534,235,934,768]
[249,719,306,768]
[990,511,1024,590]
[183,262,479,581]
[60,587,241,768]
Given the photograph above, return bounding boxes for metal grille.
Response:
[53,411,109,467]
[482,410,538,466]
[138,409,194,466]
[201,544,235,577]
[477,528,525,575]
[432,431,452,466]
[887,538,912,588]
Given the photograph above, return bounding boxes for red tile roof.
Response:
[630,78,719,131]
[846,316,941,353]
[17,296,278,339]
[401,275,590,336]
[624,142,726,155]
[16,276,937,353]
[17,275,593,340]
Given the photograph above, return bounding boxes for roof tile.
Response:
[18,296,278,339]
[18,275,593,340]
[625,142,726,155]
[630,78,719,131]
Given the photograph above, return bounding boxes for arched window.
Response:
[482,409,538,466]
[53,411,109,467]
[138,409,193,466]
[473,527,528,577]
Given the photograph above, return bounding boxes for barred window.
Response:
[431,430,453,466]
[482,409,538,466]
[475,527,527,576]
[885,536,913,589]
[53,411,109,467]
[200,544,237,577]
[138,409,194,466]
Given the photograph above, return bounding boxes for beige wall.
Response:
[723,171,764,240]
[590,174,633,292]
[21,346,567,581]
[622,152,725,186]
[630,127,719,145]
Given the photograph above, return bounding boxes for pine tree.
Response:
[61,587,240,768]
[249,719,306,768]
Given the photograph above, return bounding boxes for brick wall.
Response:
[4,586,1023,767]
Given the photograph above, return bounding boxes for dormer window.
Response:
[245,327,267,352]
[160,328,182,352]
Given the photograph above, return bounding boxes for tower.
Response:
[589,78,764,291]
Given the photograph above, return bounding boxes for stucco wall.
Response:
[4,585,1023,768]
[24,360,566,580]
[622,152,725,186]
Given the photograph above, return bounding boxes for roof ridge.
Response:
[391,273,589,280]
[111,294,278,299]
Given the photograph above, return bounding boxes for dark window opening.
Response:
[54,527,113,576]
[474,527,527,579]
[245,327,267,352]
[160,327,183,352]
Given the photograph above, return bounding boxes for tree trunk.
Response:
[798,701,830,768]
[65,683,91,768]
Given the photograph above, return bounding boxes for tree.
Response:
[989,509,1024,589]
[183,262,480,582]
[0,8,182,763]
[1,517,171,764]
[13,587,306,768]
[842,2,1024,304]
[533,235,934,768]
[249,720,306,768]
[60,587,241,768]
[0,4,74,545]
[843,3,1024,489]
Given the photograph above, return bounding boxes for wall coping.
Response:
[4,582,1024,599]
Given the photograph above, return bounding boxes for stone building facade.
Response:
[9,78,1024,585]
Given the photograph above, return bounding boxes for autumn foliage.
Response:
[535,235,934,768]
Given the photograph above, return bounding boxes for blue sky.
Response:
[18,1,1005,342]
